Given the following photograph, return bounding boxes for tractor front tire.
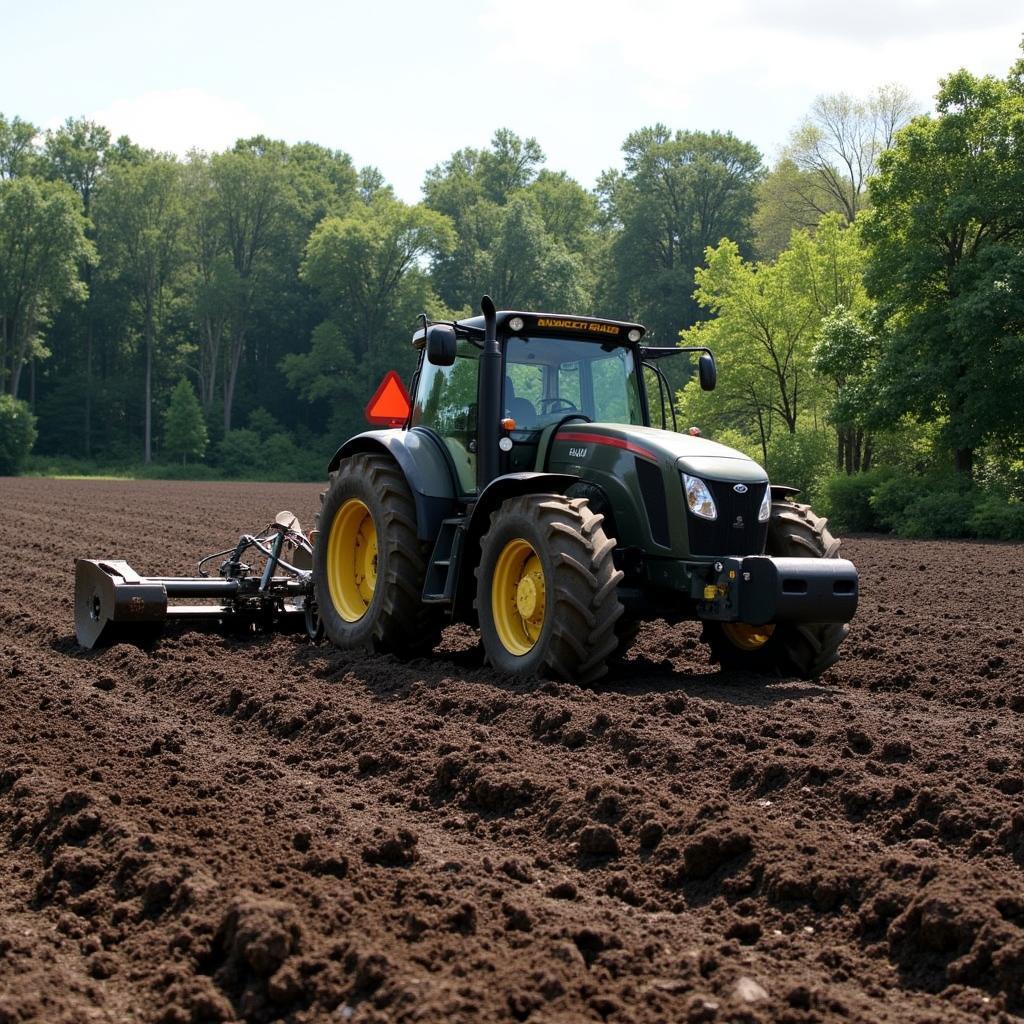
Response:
[702,498,849,679]
[313,453,442,655]
[476,494,624,684]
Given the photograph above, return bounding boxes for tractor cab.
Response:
[410,310,665,494]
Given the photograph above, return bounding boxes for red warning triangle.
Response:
[364,370,411,427]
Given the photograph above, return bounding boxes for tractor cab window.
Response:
[411,339,480,494]
[504,336,644,429]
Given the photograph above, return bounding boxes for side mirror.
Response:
[426,324,456,366]
[698,352,717,391]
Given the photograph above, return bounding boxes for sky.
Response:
[2,0,1021,202]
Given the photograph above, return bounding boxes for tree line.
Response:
[1,49,1022,536]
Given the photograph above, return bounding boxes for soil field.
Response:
[1,477,1023,1024]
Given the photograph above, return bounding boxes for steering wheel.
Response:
[539,397,578,414]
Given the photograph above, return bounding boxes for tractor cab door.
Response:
[409,339,481,494]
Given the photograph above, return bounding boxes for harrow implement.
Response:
[74,512,320,650]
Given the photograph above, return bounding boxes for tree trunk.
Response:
[10,351,23,399]
[755,405,768,467]
[223,324,246,434]
[144,303,154,465]
[84,327,93,458]
[199,316,221,412]
[954,447,974,480]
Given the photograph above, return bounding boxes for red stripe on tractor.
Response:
[556,431,657,462]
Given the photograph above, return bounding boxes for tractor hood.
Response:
[555,423,769,484]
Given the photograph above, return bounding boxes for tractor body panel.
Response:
[544,421,769,560]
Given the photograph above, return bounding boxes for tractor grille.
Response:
[635,457,670,548]
[686,479,769,557]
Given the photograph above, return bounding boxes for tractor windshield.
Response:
[503,335,644,430]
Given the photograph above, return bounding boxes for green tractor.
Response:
[311,297,858,682]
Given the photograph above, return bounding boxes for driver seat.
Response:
[504,377,536,427]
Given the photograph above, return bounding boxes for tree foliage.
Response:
[599,126,763,342]
[0,50,1019,534]
[785,85,916,224]
[680,214,868,467]
[0,393,37,474]
[283,193,454,439]
[864,60,1024,477]
[163,376,207,464]
[0,176,95,397]
[94,157,185,462]
[423,129,596,314]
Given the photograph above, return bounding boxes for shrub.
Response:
[216,429,262,477]
[163,378,208,464]
[0,394,38,475]
[137,462,219,482]
[818,468,894,533]
[247,407,282,440]
[871,472,970,539]
[765,430,833,499]
[967,492,1024,541]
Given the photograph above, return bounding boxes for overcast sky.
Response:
[3,0,1021,201]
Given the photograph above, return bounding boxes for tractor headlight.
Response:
[683,474,717,520]
[758,485,771,523]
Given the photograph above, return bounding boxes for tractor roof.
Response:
[456,310,646,342]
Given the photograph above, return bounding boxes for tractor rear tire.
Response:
[476,494,624,684]
[313,452,443,656]
[702,498,849,679]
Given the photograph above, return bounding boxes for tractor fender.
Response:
[454,472,579,618]
[328,429,458,542]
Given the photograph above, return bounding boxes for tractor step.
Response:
[422,517,466,603]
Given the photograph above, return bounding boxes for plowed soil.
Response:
[2,477,1023,1024]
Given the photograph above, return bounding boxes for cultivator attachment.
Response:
[74,512,319,650]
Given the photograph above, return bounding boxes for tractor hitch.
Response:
[74,513,317,650]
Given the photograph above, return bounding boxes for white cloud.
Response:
[88,88,267,156]
[477,0,1022,169]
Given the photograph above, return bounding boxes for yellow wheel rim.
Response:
[491,538,546,656]
[721,622,776,651]
[325,498,378,622]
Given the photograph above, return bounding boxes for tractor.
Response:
[74,297,857,680]
[309,297,857,681]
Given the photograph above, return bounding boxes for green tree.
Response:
[680,239,820,460]
[752,159,843,260]
[163,376,207,463]
[864,57,1024,478]
[0,177,94,398]
[0,113,38,180]
[423,129,595,311]
[786,85,916,224]
[0,393,37,474]
[284,193,454,439]
[486,192,590,311]
[94,157,185,463]
[813,308,879,472]
[43,118,111,456]
[600,126,763,342]
[205,140,305,432]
